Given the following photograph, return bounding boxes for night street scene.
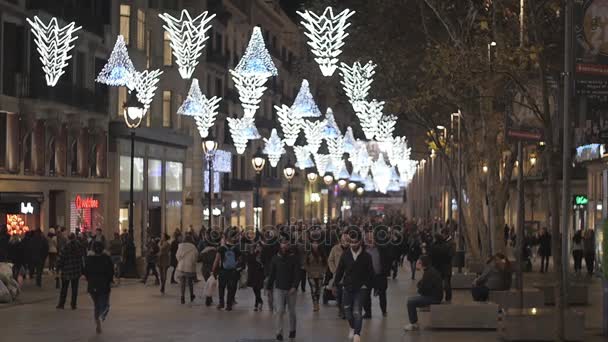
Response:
[0,0,607,341]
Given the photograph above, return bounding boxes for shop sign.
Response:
[152,195,160,203]
[20,202,34,214]
[575,143,604,163]
[75,195,99,209]
[573,195,589,206]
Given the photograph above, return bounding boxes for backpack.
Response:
[222,246,238,270]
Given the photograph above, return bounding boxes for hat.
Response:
[48,228,55,234]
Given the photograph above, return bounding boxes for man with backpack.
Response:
[212,228,242,311]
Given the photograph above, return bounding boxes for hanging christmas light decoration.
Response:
[356,99,385,140]
[375,114,397,143]
[387,178,401,192]
[159,10,215,79]
[291,80,322,118]
[339,60,375,112]
[349,142,371,178]
[397,159,418,186]
[371,154,391,194]
[231,70,268,118]
[303,119,327,154]
[363,174,375,192]
[132,69,163,111]
[297,7,355,76]
[263,128,286,167]
[294,145,314,170]
[314,153,331,176]
[324,107,341,138]
[227,117,257,154]
[388,136,410,167]
[336,160,351,180]
[27,16,81,87]
[275,104,302,146]
[327,134,345,166]
[234,26,278,78]
[343,126,356,154]
[96,35,136,88]
[177,79,221,138]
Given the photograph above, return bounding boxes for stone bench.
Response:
[489,289,545,310]
[430,303,498,329]
[451,273,477,289]
[532,283,589,305]
[499,308,585,341]
[465,261,485,274]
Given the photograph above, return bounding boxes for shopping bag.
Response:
[239,267,248,289]
[203,275,218,298]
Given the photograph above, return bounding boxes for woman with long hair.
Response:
[304,240,327,312]
[176,233,198,304]
[247,242,265,311]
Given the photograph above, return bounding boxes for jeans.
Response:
[58,278,79,308]
[159,265,169,291]
[299,269,307,291]
[471,285,490,302]
[573,250,583,273]
[443,274,452,302]
[406,295,440,324]
[143,261,159,284]
[307,277,322,304]
[584,253,595,275]
[48,253,57,272]
[337,286,344,316]
[274,289,297,335]
[218,269,239,306]
[31,261,44,286]
[540,255,550,273]
[253,287,263,306]
[90,291,110,320]
[364,275,387,315]
[180,274,195,300]
[409,260,417,280]
[343,287,367,335]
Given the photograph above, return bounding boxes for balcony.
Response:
[28,78,108,114]
[223,178,254,192]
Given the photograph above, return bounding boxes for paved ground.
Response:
[0,267,605,342]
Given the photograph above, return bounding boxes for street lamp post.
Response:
[452,110,465,272]
[122,90,145,278]
[283,160,296,226]
[356,187,364,215]
[323,173,334,223]
[307,170,318,225]
[202,135,218,231]
[251,147,266,231]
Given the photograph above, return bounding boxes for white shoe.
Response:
[404,323,419,331]
[348,328,355,339]
[353,334,361,342]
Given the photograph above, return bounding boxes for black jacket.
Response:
[261,241,279,277]
[334,248,374,290]
[266,251,301,291]
[417,266,443,302]
[84,254,114,294]
[430,240,454,277]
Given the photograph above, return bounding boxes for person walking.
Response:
[363,230,390,318]
[176,233,198,304]
[537,228,551,273]
[247,242,265,311]
[108,232,123,285]
[572,230,584,274]
[333,228,374,342]
[170,231,182,284]
[158,234,171,294]
[56,233,84,309]
[266,234,301,341]
[404,255,444,331]
[8,234,24,281]
[212,229,242,311]
[47,228,58,272]
[200,235,218,306]
[429,233,454,303]
[583,229,596,276]
[25,228,49,287]
[304,240,327,312]
[261,229,280,311]
[328,231,349,319]
[407,232,422,280]
[142,237,160,286]
[83,241,114,334]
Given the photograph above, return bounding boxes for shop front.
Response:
[0,192,42,235]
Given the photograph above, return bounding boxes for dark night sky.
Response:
[279,0,304,18]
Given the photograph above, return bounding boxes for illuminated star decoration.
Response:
[27,16,81,87]
[375,114,397,145]
[96,35,136,88]
[297,7,355,76]
[177,78,221,138]
[303,119,327,154]
[294,145,314,170]
[372,154,391,194]
[133,69,163,111]
[313,153,331,176]
[263,128,286,167]
[276,104,302,146]
[343,126,356,154]
[324,107,341,138]
[357,99,385,140]
[340,61,376,112]
[291,80,322,118]
[159,10,215,79]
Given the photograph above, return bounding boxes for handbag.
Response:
[203,275,218,297]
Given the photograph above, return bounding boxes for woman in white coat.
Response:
[176,233,198,304]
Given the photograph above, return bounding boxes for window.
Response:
[120,5,130,45]
[76,52,85,88]
[137,9,145,50]
[163,31,172,66]
[215,32,223,53]
[176,94,183,129]
[0,112,6,169]
[117,87,127,118]
[148,159,162,191]
[166,161,183,191]
[146,29,151,68]
[215,77,223,97]
[120,155,144,191]
[162,91,172,127]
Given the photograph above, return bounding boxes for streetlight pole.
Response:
[323,174,334,224]
[251,147,266,231]
[283,160,295,226]
[202,136,218,231]
[307,170,318,225]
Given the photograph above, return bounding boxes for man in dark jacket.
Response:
[83,241,114,334]
[266,234,300,341]
[25,228,49,287]
[363,229,391,318]
[170,232,181,283]
[0,225,9,262]
[429,233,454,302]
[537,228,551,273]
[56,233,84,309]
[404,255,443,331]
[333,228,374,342]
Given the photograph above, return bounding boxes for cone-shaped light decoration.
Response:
[291,80,322,118]
[303,119,327,154]
[294,145,314,170]
[356,99,385,140]
[372,154,391,194]
[314,153,331,177]
[159,10,215,79]
[276,104,302,146]
[327,134,345,166]
[178,79,221,138]
[96,35,136,88]
[324,107,341,138]
[263,129,286,168]
[133,69,163,111]
[235,26,277,77]
[230,70,267,119]
[227,117,258,154]
[343,126,356,154]
[27,16,81,87]
[375,114,397,143]
[340,61,376,112]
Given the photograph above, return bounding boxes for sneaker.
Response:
[348,328,355,339]
[288,331,296,340]
[217,303,224,310]
[276,333,283,341]
[225,305,233,311]
[404,323,419,331]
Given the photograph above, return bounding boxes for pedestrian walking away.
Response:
[176,233,198,304]
[304,239,327,312]
[56,233,84,310]
[83,241,114,334]
[212,228,243,311]
[158,234,171,293]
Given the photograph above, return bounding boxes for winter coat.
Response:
[176,242,198,273]
[0,232,9,262]
[247,252,265,289]
[7,238,24,266]
[538,233,551,257]
[48,236,58,254]
[83,254,114,294]
[108,238,122,257]
[25,230,49,265]
[158,240,171,269]
[56,240,83,280]
[583,232,595,254]
[261,241,279,277]
[429,240,454,277]
[407,238,422,262]
[304,252,327,279]
[170,239,179,267]
[266,251,301,291]
[328,244,347,274]
[334,248,375,291]
[417,266,443,302]
[145,240,159,263]
[56,233,67,253]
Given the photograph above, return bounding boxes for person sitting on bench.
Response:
[471,253,511,302]
[404,255,443,331]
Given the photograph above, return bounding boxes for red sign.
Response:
[75,195,99,209]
